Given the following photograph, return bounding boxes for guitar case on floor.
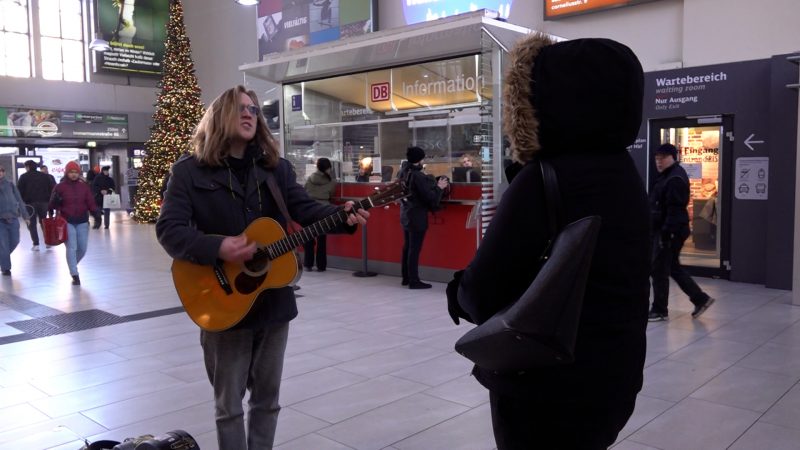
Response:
[79,430,198,450]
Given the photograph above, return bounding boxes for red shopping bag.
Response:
[43,215,68,246]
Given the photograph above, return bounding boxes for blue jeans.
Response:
[201,323,289,449]
[0,218,20,271]
[65,222,89,276]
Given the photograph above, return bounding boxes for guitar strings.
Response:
[253,182,402,261]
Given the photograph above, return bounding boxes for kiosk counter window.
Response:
[281,53,495,187]
[240,11,538,279]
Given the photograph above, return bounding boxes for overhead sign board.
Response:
[545,0,660,20]
[0,107,129,140]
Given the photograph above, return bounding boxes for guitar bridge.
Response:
[213,263,234,295]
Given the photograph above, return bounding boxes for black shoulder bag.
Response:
[454,160,602,372]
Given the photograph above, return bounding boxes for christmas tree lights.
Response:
[133,0,203,222]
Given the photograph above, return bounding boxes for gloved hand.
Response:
[446,270,472,325]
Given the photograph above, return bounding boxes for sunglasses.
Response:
[239,104,260,116]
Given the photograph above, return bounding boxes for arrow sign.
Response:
[744,133,765,151]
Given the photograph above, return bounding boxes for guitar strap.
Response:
[264,171,304,280]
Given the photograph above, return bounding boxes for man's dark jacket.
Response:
[156,149,354,329]
[18,170,55,204]
[649,163,690,239]
[92,173,116,207]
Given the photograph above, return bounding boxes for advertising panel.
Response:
[95,0,168,75]
[544,0,659,20]
[0,107,129,140]
[402,0,512,25]
[42,149,84,181]
[257,0,373,61]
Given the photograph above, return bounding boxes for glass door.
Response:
[649,116,733,278]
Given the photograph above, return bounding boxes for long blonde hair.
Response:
[192,85,280,168]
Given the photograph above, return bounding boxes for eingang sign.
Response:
[545,0,661,20]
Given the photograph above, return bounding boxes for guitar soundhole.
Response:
[244,258,268,274]
[235,272,267,294]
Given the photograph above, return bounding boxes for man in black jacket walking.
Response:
[17,160,55,250]
[649,143,715,322]
[92,166,115,229]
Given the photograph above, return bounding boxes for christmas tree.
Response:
[133,0,203,222]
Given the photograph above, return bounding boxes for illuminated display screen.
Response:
[545,0,659,20]
[402,0,513,25]
[95,0,167,75]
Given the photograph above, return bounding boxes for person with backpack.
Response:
[397,146,448,289]
[303,157,336,271]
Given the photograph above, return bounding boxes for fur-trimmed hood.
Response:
[503,34,644,162]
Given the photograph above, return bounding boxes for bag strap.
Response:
[264,171,298,233]
[539,160,565,239]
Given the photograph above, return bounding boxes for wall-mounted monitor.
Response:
[402,1,513,25]
[544,0,661,20]
[94,0,168,76]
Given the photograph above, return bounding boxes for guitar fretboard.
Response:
[253,197,373,262]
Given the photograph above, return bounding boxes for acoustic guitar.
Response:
[172,180,408,331]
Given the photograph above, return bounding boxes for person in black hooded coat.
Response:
[397,146,449,289]
[448,34,651,449]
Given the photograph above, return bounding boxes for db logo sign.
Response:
[371,82,390,102]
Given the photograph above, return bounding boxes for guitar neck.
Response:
[260,197,373,261]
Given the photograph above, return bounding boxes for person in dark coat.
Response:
[156,85,369,449]
[40,165,57,187]
[92,165,115,229]
[648,143,715,322]
[448,34,651,449]
[397,147,448,289]
[17,160,55,250]
[303,157,336,271]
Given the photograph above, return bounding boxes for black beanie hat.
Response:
[655,143,678,159]
[406,146,425,164]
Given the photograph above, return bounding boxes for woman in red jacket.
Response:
[49,161,97,285]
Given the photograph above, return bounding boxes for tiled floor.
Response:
[1,213,799,449]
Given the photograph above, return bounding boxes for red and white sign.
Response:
[371,82,391,102]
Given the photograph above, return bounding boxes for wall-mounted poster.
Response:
[95,0,168,75]
[257,0,373,61]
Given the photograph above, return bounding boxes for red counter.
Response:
[319,182,482,274]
